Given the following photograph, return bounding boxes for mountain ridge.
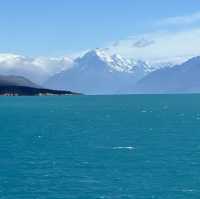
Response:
[133,56,200,93]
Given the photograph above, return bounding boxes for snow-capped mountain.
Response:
[134,56,200,93]
[73,49,150,74]
[45,49,151,94]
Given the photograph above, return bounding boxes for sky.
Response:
[0,0,200,62]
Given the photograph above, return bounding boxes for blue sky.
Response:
[0,0,200,59]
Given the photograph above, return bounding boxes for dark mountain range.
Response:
[0,75,79,96]
[0,75,40,88]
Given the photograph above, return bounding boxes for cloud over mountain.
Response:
[107,28,200,64]
[0,54,73,84]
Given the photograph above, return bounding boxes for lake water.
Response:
[0,95,200,199]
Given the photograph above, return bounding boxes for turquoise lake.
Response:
[0,95,200,199]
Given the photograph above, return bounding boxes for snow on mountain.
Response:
[0,53,73,84]
[146,56,189,72]
[45,49,151,94]
[78,49,135,73]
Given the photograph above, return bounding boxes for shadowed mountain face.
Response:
[134,56,200,93]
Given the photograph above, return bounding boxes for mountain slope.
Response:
[45,49,150,94]
[134,56,200,93]
[0,75,80,96]
[0,75,40,88]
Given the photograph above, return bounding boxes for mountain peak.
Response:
[81,48,113,63]
[76,49,144,73]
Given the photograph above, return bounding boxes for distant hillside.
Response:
[0,75,40,88]
[0,75,80,96]
[134,56,200,93]
[0,86,79,96]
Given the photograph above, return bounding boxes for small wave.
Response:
[181,189,200,193]
[179,113,185,117]
[112,146,136,150]
[163,105,168,110]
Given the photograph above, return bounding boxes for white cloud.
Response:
[0,54,73,84]
[158,11,200,26]
[107,28,200,64]
[105,11,200,64]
